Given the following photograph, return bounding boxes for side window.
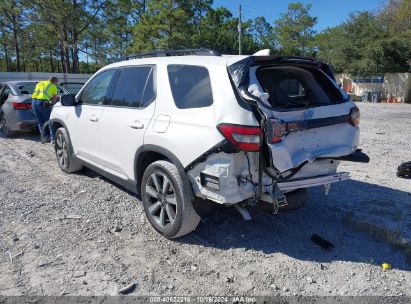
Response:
[80,70,116,105]
[167,65,213,109]
[111,66,154,108]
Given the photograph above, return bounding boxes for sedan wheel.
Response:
[0,115,13,138]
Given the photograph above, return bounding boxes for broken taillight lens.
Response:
[271,119,286,143]
[217,123,261,151]
[350,106,360,126]
[12,102,32,110]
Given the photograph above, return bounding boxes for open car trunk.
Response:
[228,56,360,173]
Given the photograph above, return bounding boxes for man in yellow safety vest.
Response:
[31,77,59,144]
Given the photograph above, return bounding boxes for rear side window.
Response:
[167,65,213,109]
[81,70,116,105]
[111,66,155,108]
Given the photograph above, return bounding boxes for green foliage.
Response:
[251,16,276,51]
[131,0,198,52]
[274,2,317,56]
[0,0,410,75]
[192,7,257,54]
[315,8,411,76]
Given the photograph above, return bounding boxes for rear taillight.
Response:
[271,119,286,143]
[12,102,32,110]
[350,106,360,126]
[217,123,261,151]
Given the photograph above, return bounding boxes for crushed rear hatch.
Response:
[228,56,360,173]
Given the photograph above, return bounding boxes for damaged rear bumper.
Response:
[277,172,349,191]
[319,149,370,163]
[187,150,352,205]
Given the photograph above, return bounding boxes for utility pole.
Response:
[238,5,242,55]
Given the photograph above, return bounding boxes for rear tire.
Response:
[141,160,201,238]
[55,127,83,173]
[0,114,14,138]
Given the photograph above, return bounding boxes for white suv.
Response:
[51,49,369,238]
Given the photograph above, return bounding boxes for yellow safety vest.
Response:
[32,80,58,102]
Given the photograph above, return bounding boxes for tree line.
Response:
[0,0,410,76]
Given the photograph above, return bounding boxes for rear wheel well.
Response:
[137,151,169,196]
[52,121,64,130]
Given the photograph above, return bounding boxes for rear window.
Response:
[256,66,344,109]
[167,65,213,109]
[15,82,37,95]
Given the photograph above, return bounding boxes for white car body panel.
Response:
[143,63,257,168]
[66,105,105,168]
[266,102,359,173]
[98,102,155,180]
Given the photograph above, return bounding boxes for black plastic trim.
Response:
[82,161,138,194]
[286,114,351,131]
[123,49,221,61]
[184,140,233,171]
[134,144,192,199]
[319,149,370,163]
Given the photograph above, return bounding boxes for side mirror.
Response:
[60,94,76,106]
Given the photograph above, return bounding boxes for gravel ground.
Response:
[0,102,410,297]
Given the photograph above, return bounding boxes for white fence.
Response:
[0,72,92,84]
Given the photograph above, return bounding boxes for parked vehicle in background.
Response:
[60,82,85,95]
[50,49,369,238]
[0,81,69,137]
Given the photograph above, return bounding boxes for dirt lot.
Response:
[1,102,410,296]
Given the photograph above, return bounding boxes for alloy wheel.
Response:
[56,133,68,168]
[145,172,177,228]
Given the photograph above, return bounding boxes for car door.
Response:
[98,65,156,181]
[68,69,117,168]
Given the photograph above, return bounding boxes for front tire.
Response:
[55,127,83,173]
[141,160,200,238]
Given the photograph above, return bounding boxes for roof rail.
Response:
[122,48,221,60]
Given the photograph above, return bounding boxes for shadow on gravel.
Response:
[60,164,411,271]
[178,179,411,271]
[0,131,41,142]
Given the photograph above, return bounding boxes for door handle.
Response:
[129,121,144,129]
[89,115,98,122]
